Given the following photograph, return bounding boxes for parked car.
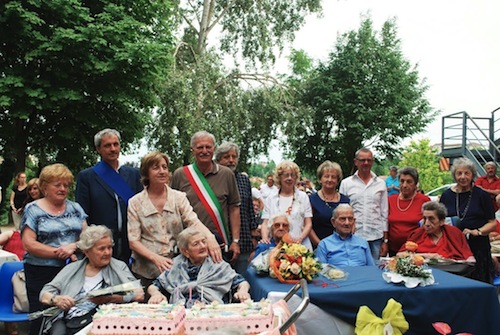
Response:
[425,184,455,202]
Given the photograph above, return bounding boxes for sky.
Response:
[273,0,500,147]
[124,0,500,164]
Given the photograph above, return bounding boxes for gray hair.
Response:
[316,160,343,182]
[354,147,373,159]
[79,225,113,251]
[214,142,239,162]
[94,128,121,148]
[398,166,419,184]
[332,203,354,219]
[422,201,448,221]
[484,161,497,169]
[450,157,477,182]
[177,226,207,251]
[269,213,290,227]
[190,130,216,148]
[389,165,398,172]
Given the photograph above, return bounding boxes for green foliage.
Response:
[149,50,288,171]
[0,0,175,176]
[146,0,322,171]
[283,16,437,175]
[248,161,277,180]
[203,0,322,66]
[399,139,452,193]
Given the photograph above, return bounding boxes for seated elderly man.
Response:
[315,204,375,267]
[147,226,250,308]
[251,213,290,260]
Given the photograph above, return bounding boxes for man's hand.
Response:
[229,242,240,263]
[379,241,389,257]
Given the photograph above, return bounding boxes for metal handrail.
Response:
[442,111,500,168]
[279,279,309,334]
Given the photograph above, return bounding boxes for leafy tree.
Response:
[149,50,288,171]
[0,0,175,178]
[283,16,437,175]
[149,0,322,170]
[399,139,452,193]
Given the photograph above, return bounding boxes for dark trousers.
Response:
[24,264,63,335]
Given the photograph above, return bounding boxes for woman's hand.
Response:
[54,243,77,260]
[152,254,174,273]
[54,295,75,311]
[259,237,271,244]
[148,292,167,304]
[207,236,222,263]
[233,281,251,302]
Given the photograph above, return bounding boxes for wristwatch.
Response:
[232,239,240,244]
[477,228,482,236]
[383,239,389,244]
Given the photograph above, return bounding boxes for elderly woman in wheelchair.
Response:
[147,226,250,307]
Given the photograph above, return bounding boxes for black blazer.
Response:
[75,163,143,261]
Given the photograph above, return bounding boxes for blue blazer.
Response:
[75,163,142,261]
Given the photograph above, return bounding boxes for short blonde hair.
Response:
[39,163,74,192]
[274,161,300,188]
[316,160,343,182]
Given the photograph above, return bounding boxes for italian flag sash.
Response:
[183,164,230,244]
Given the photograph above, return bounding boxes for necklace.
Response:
[278,191,295,215]
[456,189,472,220]
[397,193,416,212]
[320,190,338,209]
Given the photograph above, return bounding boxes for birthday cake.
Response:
[184,299,274,335]
[90,302,185,335]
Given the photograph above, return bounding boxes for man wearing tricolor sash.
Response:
[171,131,241,264]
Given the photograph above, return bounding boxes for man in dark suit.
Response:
[76,128,142,262]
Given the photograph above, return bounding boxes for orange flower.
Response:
[405,241,418,252]
[413,255,425,266]
[281,233,295,244]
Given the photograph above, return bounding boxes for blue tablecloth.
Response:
[245,266,500,335]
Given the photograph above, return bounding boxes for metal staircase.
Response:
[441,107,500,175]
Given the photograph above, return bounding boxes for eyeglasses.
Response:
[355,158,373,163]
[337,217,355,223]
[273,223,290,229]
[281,173,297,179]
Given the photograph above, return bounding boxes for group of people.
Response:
[4,127,499,335]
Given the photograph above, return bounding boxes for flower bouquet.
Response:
[382,242,434,288]
[269,234,322,284]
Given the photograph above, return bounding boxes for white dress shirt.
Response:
[339,171,388,241]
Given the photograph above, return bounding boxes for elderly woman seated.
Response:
[147,226,250,307]
[251,213,291,260]
[398,201,475,262]
[40,225,144,335]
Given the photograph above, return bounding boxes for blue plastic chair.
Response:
[0,261,29,322]
[494,274,500,287]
